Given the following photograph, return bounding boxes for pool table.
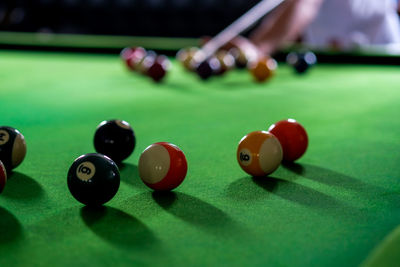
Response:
[0,49,399,267]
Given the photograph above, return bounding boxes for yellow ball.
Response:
[176,47,200,72]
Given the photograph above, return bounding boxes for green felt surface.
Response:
[1,50,400,267]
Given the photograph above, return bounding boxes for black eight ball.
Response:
[94,119,136,163]
[67,153,120,206]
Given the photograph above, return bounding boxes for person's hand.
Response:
[224,36,264,63]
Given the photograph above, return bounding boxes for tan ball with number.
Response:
[237,131,283,177]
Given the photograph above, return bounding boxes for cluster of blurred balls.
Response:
[176,44,279,82]
[176,46,317,82]
[121,39,317,84]
[120,47,171,82]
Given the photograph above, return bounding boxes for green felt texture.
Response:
[362,225,400,267]
[1,50,400,267]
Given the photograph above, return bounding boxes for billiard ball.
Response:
[67,153,120,206]
[0,160,6,193]
[0,126,26,172]
[176,47,189,63]
[147,55,171,82]
[249,57,277,82]
[177,47,201,72]
[195,57,220,80]
[286,51,317,74]
[137,50,157,74]
[121,47,146,71]
[237,131,283,177]
[229,47,248,69]
[120,47,135,61]
[268,119,308,161]
[215,50,235,75]
[94,119,136,163]
[138,142,187,191]
[127,47,147,71]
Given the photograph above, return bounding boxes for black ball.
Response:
[147,55,170,82]
[94,120,136,163]
[287,51,317,74]
[195,57,220,80]
[229,47,248,69]
[67,153,120,206]
[0,126,27,172]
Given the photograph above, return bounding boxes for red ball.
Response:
[138,142,187,191]
[0,160,7,193]
[120,47,136,70]
[122,47,146,71]
[120,47,135,61]
[268,119,308,161]
[147,55,170,82]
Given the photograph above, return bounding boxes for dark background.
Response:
[2,0,400,65]
[0,0,260,37]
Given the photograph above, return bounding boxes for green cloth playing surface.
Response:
[1,50,400,267]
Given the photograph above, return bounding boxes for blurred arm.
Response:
[250,0,324,54]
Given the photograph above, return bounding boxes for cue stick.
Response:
[194,0,286,62]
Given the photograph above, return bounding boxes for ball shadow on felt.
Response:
[283,163,390,197]
[1,172,44,200]
[80,206,159,250]
[226,176,279,201]
[253,176,349,210]
[227,175,359,218]
[0,207,23,244]
[152,191,244,236]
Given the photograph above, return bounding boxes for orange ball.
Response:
[249,57,277,82]
[237,131,283,177]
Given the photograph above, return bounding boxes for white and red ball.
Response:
[138,142,187,191]
[0,160,7,193]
